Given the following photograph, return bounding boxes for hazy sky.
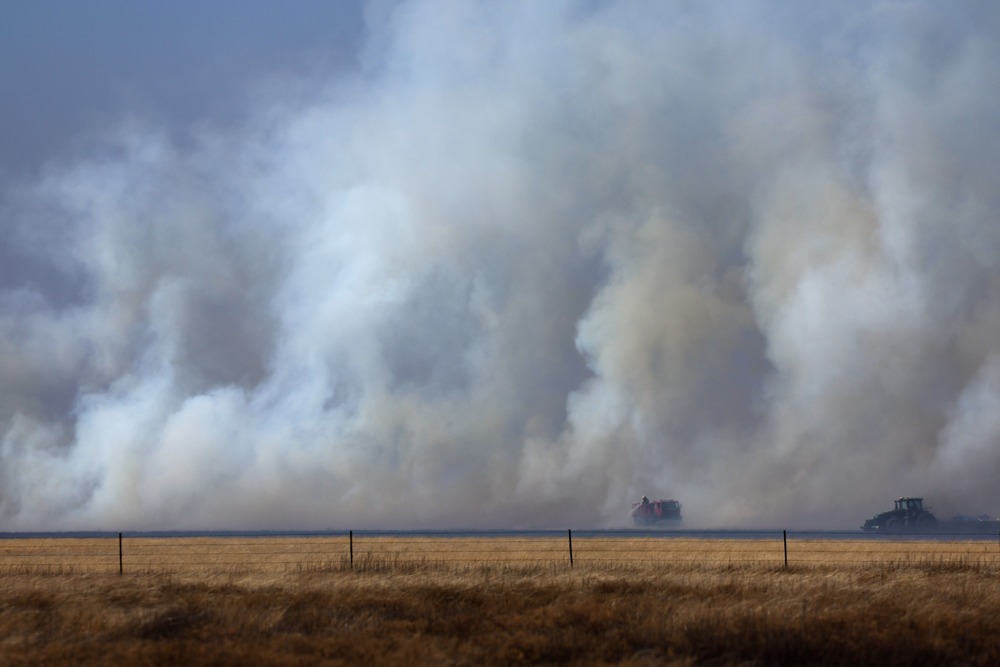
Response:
[2,0,1000,531]
[0,1,365,174]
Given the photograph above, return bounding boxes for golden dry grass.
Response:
[5,534,998,573]
[1,535,999,665]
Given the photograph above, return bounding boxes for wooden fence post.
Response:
[783,530,788,569]
[119,532,123,575]
[568,529,574,568]
[349,530,353,569]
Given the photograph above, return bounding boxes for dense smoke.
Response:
[2,1,1000,530]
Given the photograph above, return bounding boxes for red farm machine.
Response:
[630,496,682,526]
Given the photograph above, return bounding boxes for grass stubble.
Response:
[0,537,999,665]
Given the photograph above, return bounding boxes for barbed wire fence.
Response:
[0,530,998,575]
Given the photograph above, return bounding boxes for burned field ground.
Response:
[1,535,999,665]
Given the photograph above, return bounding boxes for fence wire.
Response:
[0,532,998,574]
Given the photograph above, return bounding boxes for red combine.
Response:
[631,496,682,526]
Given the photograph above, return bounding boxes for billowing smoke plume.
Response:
[2,1,1000,530]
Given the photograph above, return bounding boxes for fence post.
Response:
[119,532,123,575]
[349,530,353,569]
[568,529,574,568]
[783,530,788,569]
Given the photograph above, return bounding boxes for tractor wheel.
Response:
[884,517,903,533]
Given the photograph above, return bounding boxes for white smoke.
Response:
[2,0,1000,530]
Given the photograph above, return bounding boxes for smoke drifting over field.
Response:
[2,1,1000,530]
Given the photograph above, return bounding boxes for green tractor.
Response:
[861,497,938,532]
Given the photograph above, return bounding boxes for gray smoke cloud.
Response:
[2,0,1000,530]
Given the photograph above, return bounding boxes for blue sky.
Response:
[0,1,365,174]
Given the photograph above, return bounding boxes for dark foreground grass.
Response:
[1,558,999,666]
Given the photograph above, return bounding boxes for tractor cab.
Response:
[895,497,924,513]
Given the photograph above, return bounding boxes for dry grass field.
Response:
[1,535,999,665]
